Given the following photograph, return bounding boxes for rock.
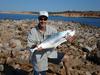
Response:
[0,58,6,64]
[0,43,3,48]
[0,64,4,71]
[86,71,91,75]
[78,38,85,43]
[9,39,22,50]
[97,40,100,50]
[85,46,93,52]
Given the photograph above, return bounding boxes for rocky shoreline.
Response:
[0,19,100,75]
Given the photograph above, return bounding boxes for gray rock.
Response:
[0,65,4,71]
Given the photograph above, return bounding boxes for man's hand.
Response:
[31,45,43,51]
[37,47,43,51]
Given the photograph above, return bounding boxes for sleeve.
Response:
[27,29,37,48]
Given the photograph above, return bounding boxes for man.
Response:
[27,11,75,75]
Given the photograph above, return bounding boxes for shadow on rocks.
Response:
[3,64,29,75]
[86,40,100,65]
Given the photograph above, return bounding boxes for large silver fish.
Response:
[30,30,75,53]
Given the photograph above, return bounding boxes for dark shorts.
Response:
[48,52,65,64]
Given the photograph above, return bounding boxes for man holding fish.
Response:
[27,11,75,75]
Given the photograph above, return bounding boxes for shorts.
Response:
[48,52,65,64]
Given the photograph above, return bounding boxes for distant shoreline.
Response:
[0,11,100,18]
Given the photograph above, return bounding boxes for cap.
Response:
[39,11,49,18]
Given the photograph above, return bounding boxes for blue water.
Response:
[0,13,100,27]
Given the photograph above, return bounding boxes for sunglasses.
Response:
[39,17,48,21]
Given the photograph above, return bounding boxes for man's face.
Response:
[38,16,48,27]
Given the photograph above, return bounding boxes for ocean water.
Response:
[0,13,100,27]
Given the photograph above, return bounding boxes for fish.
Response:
[30,30,75,53]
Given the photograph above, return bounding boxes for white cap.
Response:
[39,11,48,17]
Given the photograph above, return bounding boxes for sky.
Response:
[0,0,100,12]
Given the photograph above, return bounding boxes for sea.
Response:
[0,13,100,27]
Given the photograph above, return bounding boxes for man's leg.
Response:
[40,71,46,75]
[34,70,39,75]
[62,54,71,75]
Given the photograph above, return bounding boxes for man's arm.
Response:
[27,29,37,48]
